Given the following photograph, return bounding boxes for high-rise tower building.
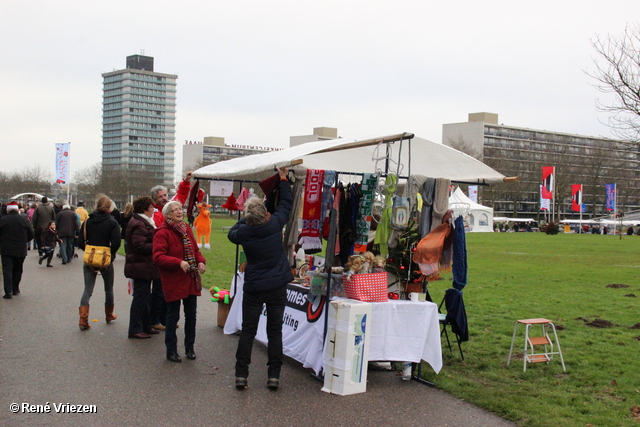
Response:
[102,55,178,188]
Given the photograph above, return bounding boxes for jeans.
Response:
[59,236,75,263]
[149,278,166,326]
[80,263,115,307]
[235,285,287,379]
[165,295,197,354]
[128,278,152,335]
[2,255,25,296]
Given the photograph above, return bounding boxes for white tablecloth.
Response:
[224,273,442,375]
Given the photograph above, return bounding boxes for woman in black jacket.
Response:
[124,196,160,339]
[227,167,292,391]
[77,196,121,330]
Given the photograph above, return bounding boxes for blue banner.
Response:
[605,184,616,211]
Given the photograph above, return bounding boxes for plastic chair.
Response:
[438,288,468,360]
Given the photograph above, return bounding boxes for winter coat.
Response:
[124,214,159,280]
[152,221,205,302]
[75,206,89,223]
[32,204,55,231]
[228,180,293,293]
[40,226,59,251]
[78,211,121,262]
[0,211,34,257]
[56,208,80,238]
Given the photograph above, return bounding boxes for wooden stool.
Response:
[507,318,566,372]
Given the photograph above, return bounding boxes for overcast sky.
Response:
[1,1,638,180]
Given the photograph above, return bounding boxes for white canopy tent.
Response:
[193,133,507,184]
[449,187,494,232]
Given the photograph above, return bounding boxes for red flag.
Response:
[571,184,582,212]
[541,166,555,199]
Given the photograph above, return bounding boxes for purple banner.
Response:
[605,184,616,212]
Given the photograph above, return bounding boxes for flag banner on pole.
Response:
[55,143,70,184]
[540,185,550,211]
[468,185,478,203]
[605,184,616,211]
[581,203,587,213]
[541,166,554,199]
[571,184,582,212]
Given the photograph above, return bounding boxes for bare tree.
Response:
[445,135,483,160]
[588,23,640,144]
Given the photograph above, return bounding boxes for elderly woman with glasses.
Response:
[152,201,206,362]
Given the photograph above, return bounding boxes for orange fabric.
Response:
[413,210,453,281]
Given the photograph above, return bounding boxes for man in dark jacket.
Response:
[32,197,55,256]
[228,167,292,391]
[0,202,34,298]
[56,204,80,264]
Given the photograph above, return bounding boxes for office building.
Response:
[443,113,640,217]
[102,54,178,187]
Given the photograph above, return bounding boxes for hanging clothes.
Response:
[320,170,336,240]
[419,178,435,238]
[354,173,376,253]
[413,209,454,281]
[431,178,451,231]
[452,215,468,290]
[374,174,397,258]
[298,169,325,253]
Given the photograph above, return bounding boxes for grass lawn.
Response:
[158,219,640,426]
[425,232,640,427]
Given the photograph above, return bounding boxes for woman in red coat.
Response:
[152,201,206,362]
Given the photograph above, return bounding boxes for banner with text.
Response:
[55,143,70,184]
[605,183,616,211]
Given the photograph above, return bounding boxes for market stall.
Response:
[194,132,506,389]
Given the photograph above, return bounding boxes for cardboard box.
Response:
[322,299,372,395]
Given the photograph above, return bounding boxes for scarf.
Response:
[298,169,324,252]
[430,178,451,231]
[236,188,251,211]
[166,218,198,277]
[320,170,336,239]
[284,168,306,265]
[139,213,156,228]
[373,174,397,257]
[413,210,454,281]
[452,215,467,290]
[418,177,435,238]
[354,173,376,253]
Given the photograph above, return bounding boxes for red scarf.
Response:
[298,169,324,252]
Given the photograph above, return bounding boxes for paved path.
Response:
[0,253,517,427]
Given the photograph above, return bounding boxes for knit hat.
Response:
[6,201,19,211]
[222,193,238,211]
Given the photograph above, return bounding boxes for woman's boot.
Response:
[79,306,90,330]
[105,305,117,323]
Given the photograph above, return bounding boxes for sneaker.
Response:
[267,378,279,390]
[235,377,248,390]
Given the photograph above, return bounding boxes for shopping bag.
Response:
[343,272,388,302]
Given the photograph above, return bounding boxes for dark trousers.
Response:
[2,255,25,296]
[165,295,197,354]
[34,228,43,255]
[128,278,152,335]
[235,285,287,379]
[149,278,166,326]
[59,236,74,263]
